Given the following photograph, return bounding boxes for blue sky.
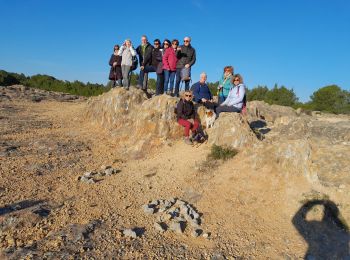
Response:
[1,0,349,101]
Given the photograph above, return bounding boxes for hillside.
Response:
[1,85,349,259]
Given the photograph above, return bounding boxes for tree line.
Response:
[1,70,349,114]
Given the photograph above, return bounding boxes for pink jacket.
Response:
[162,48,178,71]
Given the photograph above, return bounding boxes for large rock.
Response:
[208,113,258,149]
[247,101,297,123]
[85,87,182,156]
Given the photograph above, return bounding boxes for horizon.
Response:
[1,0,349,102]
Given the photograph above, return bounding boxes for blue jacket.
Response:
[221,83,245,109]
[191,81,213,103]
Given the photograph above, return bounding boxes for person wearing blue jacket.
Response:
[191,72,215,109]
[216,74,246,117]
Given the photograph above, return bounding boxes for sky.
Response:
[1,0,349,102]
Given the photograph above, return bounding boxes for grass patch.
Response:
[208,145,238,161]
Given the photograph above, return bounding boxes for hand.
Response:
[140,66,144,70]
[177,47,181,51]
[113,62,117,67]
[201,98,207,103]
[188,119,194,124]
[185,64,190,68]
[218,85,222,89]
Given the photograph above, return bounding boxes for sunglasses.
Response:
[154,42,160,45]
[184,40,190,42]
[234,79,240,81]
[172,43,178,45]
[164,43,169,45]
[185,94,192,97]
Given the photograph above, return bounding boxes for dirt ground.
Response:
[0,95,349,259]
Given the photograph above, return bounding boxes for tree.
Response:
[265,84,298,106]
[247,85,269,101]
[310,85,350,114]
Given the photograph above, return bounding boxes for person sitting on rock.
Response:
[176,90,199,145]
[217,66,234,104]
[216,74,246,117]
[191,72,216,110]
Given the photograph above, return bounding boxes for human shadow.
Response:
[292,200,350,259]
[0,199,45,216]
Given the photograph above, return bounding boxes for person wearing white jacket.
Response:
[216,74,246,117]
[118,39,136,89]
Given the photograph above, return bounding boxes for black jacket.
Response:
[176,98,196,120]
[108,54,122,80]
[176,44,196,69]
[151,47,162,67]
[136,43,154,66]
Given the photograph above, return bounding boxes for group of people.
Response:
[109,35,196,96]
[176,69,246,144]
[108,35,246,145]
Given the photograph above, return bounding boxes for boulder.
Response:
[85,87,183,156]
[208,113,258,149]
[246,101,297,123]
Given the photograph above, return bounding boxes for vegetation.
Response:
[208,145,238,161]
[0,70,108,97]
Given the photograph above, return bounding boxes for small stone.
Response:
[105,168,114,176]
[142,204,155,214]
[100,165,109,171]
[83,171,92,177]
[169,221,184,234]
[202,232,210,239]
[80,176,95,183]
[154,222,167,233]
[122,229,137,238]
[191,229,202,237]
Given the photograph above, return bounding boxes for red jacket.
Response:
[162,48,178,71]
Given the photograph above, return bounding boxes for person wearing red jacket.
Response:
[163,39,179,95]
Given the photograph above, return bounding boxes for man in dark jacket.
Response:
[136,35,154,91]
[174,36,196,97]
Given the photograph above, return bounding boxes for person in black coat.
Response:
[136,35,154,91]
[109,45,122,87]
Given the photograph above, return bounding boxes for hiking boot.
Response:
[183,137,192,145]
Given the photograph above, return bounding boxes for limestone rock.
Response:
[208,113,258,149]
[85,87,182,156]
[247,101,297,123]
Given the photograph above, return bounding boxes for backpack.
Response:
[131,56,138,71]
[180,67,191,81]
[192,128,207,143]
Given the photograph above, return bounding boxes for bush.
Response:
[208,145,238,161]
[309,85,350,114]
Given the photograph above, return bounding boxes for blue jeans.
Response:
[164,70,176,93]
[218,94,227,105]
[175,68,191,96]
[138,65,156,88]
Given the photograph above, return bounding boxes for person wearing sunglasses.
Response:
[174,36,196,97]
[108,44,122,88]
[176,90,199,145]
[216,74,246,117]
[163,39,179,95]
[217,66,234,104]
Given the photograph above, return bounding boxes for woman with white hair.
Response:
[118,39,136,89]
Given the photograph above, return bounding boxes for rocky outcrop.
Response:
[85,87,182,157]
[247,101,297,123]
[208,113,258,149]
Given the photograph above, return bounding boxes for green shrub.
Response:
[208,145,238,161]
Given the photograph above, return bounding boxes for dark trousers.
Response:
[138,66,156,89]
[215,105,241,118]
[156,73,164,95]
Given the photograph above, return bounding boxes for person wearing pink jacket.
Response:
[163,39,179,95]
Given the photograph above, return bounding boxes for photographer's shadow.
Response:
[292,200,350,259]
